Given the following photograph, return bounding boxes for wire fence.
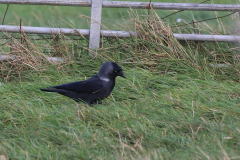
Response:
[0,0,239,59]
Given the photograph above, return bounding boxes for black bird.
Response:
[40,62,126,104]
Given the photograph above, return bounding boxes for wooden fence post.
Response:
[89,0,102,56]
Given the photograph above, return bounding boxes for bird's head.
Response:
[98,62,126,81]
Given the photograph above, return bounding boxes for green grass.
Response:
[0,0,239,30]
[0,61,240,159]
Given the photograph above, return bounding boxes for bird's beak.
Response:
[119,71,126,78]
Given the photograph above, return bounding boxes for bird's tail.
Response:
[40,88,77,100]
[40,88,65,93]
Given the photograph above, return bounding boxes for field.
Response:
[0,0,240,159]
[0,0,239,29]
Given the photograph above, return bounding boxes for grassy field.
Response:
[0,0,240,160]
[0,0,239,30]
[1,61,240,159]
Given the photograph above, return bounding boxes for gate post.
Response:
[89,0,102,56]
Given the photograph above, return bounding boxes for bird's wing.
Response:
[50,76,104,93]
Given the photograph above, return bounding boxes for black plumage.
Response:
[40,62,126,104]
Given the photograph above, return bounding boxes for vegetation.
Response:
[0,0,240,159]
[0,0,238,29]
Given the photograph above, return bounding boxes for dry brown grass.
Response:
[0,8,240,80]
[0,31,79,81]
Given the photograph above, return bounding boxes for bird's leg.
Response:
[90,100,103,105]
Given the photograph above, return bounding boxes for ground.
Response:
[0,0,240,159]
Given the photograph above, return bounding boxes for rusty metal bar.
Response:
[0,0,91,6]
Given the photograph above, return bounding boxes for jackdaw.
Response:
[40,62,126,104]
